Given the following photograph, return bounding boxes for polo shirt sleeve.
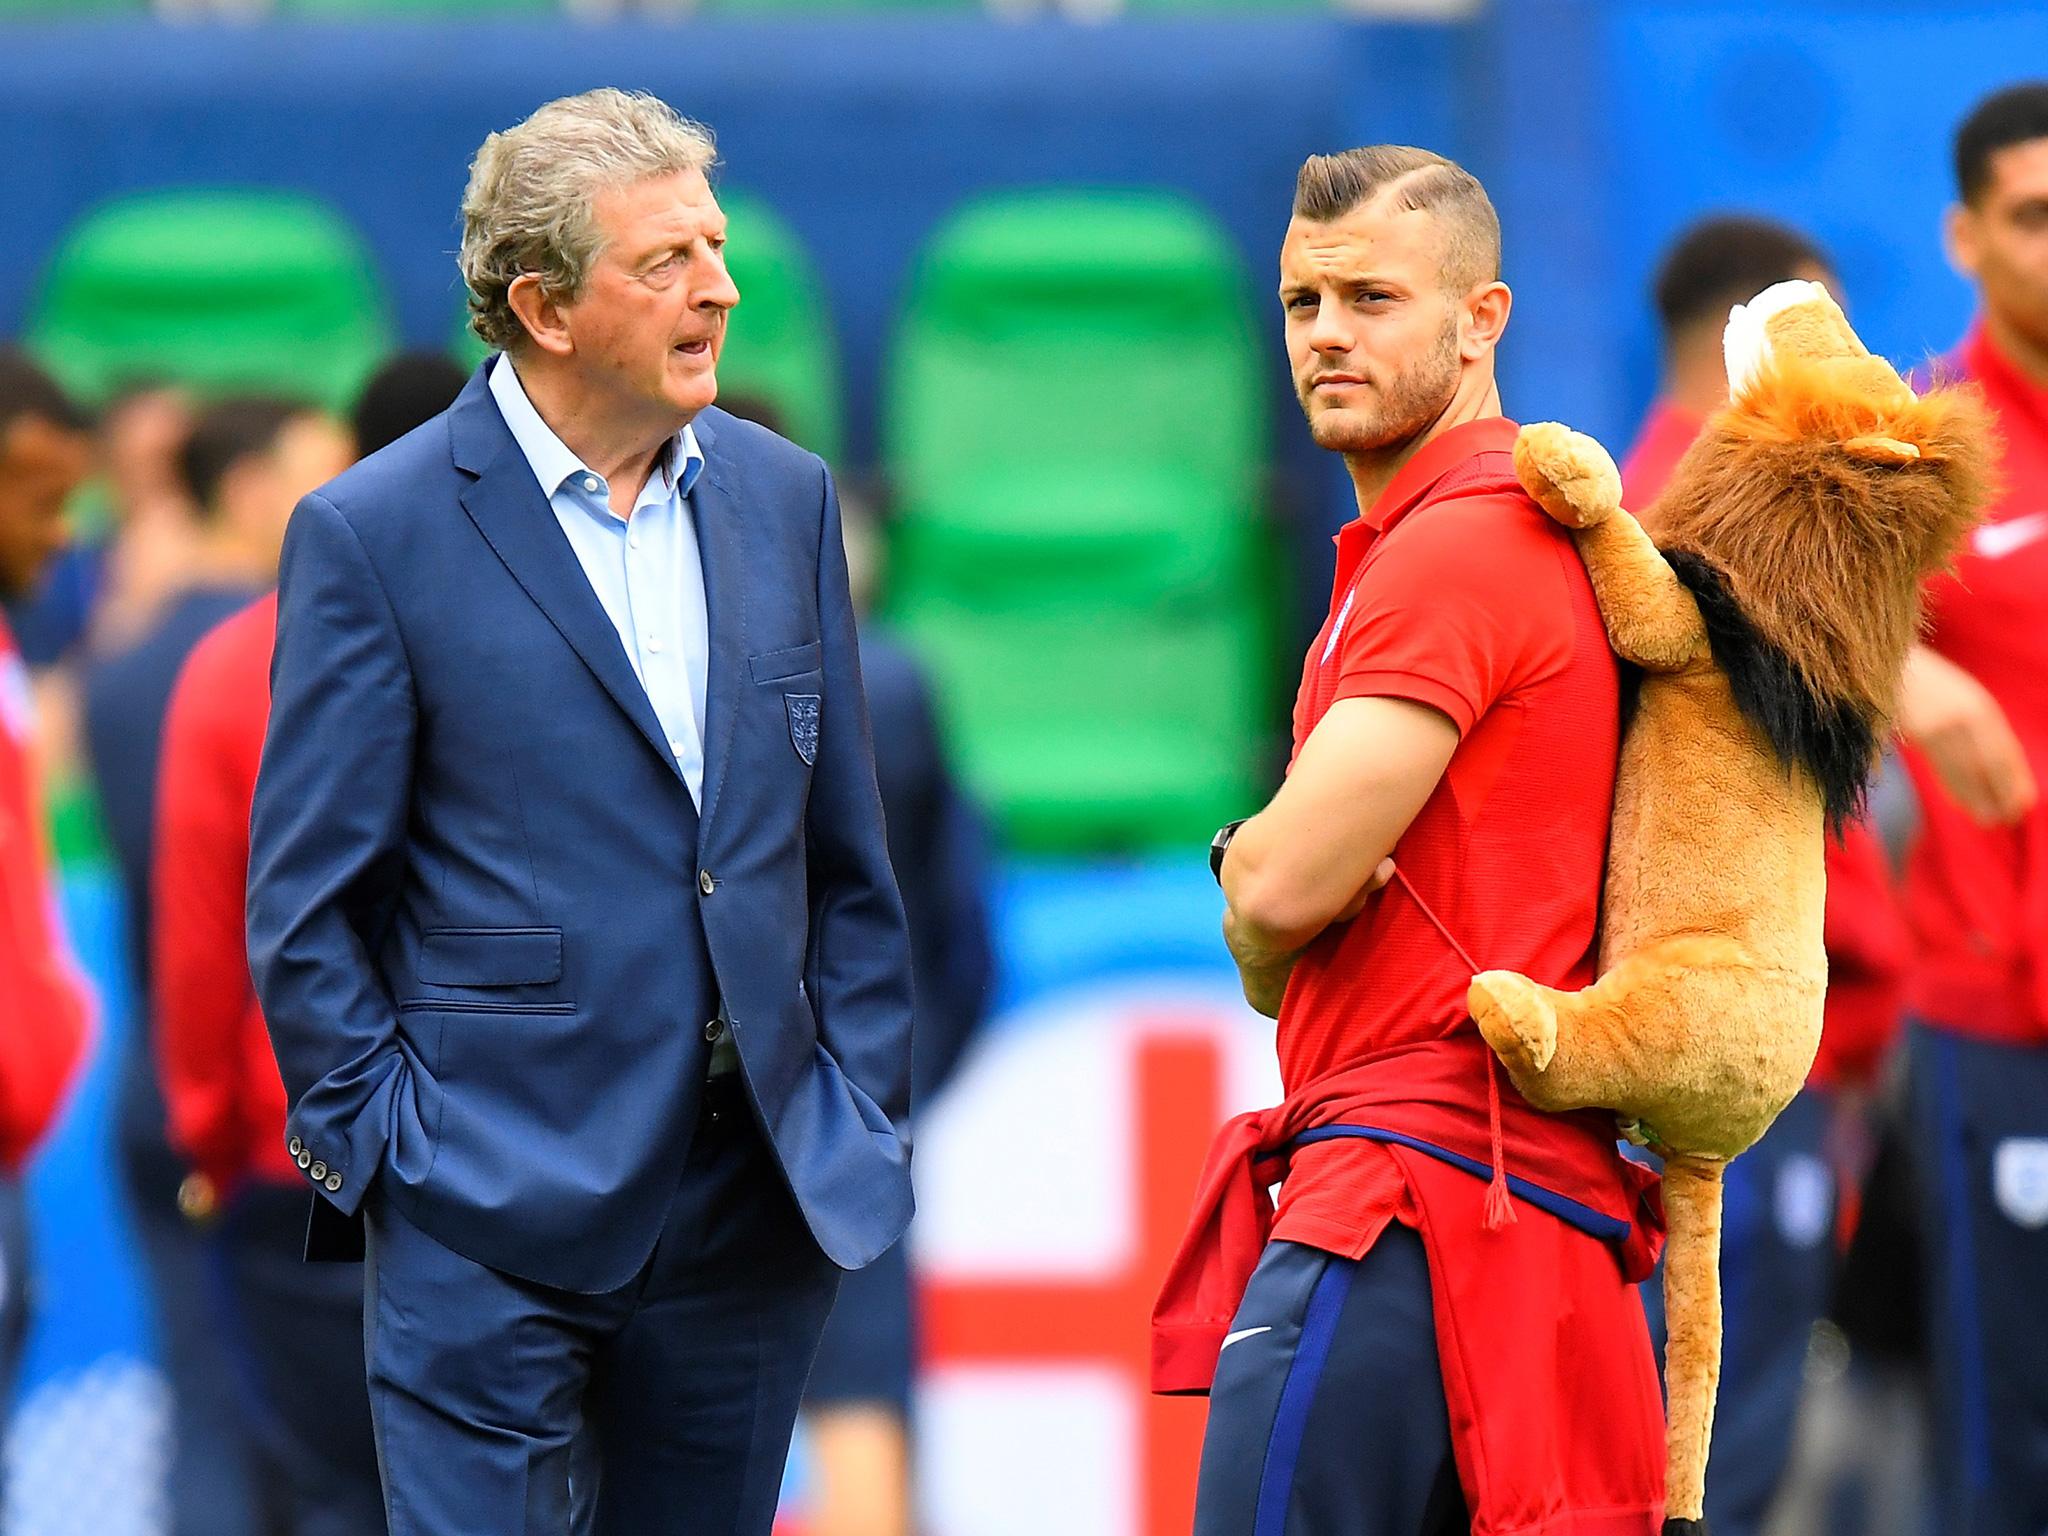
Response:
[1330,494,1576,736]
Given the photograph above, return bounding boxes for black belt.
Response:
[701,1070,747,1125]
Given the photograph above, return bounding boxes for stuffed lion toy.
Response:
[1465,281,1993,1534]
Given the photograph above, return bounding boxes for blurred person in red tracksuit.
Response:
[86,394,350,1536]
[0,349,97,1427]
[151,354,463,1536]
[1891,83,2048,1536]
[1618,215,1913,1536]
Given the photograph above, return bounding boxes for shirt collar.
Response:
[488,353,705,504]
[1962,319,2048,443]
[1360,415,1522,533]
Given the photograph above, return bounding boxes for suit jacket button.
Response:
[296,1148,312,1170]
[289,1136,303,1158]
[699,870,716,895]
[324,1171,344,1194]
[309,1161,328,1183]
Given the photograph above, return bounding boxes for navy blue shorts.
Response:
[1191,1229,1466,1536]
[1908,1022,2048,1536]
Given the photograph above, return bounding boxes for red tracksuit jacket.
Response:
[0,616,92,1171]
[153,593,295,1194]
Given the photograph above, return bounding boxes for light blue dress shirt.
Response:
[488,356,711,807]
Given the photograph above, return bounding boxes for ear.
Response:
[1461,280,1512,361]
[1843,434,1924,465]
[506,273,575,358]
[1944,203,1982,284]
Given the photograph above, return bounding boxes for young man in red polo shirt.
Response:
[1896,82,2048,1536]
[1156,147,1665,1536]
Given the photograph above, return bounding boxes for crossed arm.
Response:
[1219,695,1459,1017]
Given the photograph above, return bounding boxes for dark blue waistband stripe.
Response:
[1289,1125,1632,1243]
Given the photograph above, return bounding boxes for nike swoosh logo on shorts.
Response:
[1973,511,2048,560]
[1221,1326,1273,1350]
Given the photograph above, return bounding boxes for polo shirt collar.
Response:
[1962,320,2048,444]
[1361,415,1522,533]
[488,353,705,503]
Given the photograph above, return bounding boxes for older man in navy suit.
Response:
[246,89,913,1536]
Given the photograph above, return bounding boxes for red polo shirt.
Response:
[1618,398,1703,509]
[153,593,296,1193]
[1622,397,1909,1087]
[0,615,92,1172]
[1903,324,2048,1046]
[1270,415,1629,1254]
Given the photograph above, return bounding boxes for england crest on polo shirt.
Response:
[1993,1138,2048,1229]
[786,694,821,766]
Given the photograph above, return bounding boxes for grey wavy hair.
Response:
[459,89,718,352]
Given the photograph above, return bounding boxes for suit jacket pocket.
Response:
[749,641,823,684]
[418,927,564,987]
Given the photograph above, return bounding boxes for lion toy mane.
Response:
[1464,282,1993,1535]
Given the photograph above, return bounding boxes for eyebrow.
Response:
[1277,272,1407,298]
[632,223,726,264]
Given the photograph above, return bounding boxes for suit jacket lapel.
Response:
[691,416,748,840]
[450,365,695,798]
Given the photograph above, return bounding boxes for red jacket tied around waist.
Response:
[1152,1031,1665,1395]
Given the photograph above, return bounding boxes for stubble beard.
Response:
[1301,318,1461,457]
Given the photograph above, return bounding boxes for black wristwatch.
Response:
[1210,819,1247,886]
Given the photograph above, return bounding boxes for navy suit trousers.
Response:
[362,1078,838,1536]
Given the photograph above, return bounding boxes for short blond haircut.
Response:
[1293,145,1501,293]
[459,88,717,352]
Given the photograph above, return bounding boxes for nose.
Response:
[1307,302,1353,357]
[699,247,740,313]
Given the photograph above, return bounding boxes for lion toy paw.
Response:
[1512,421,1622,530]
[1468,969,1558,1075]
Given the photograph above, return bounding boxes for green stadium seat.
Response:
[887,189,1264,591]
[895,583,1273,851]
[28,191,394,412]
[884,188,1276,849]
[713,189,844,462]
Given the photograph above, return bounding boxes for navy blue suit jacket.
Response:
[247,362,914,1293]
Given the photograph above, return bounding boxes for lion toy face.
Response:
[1648,281,1993,785]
